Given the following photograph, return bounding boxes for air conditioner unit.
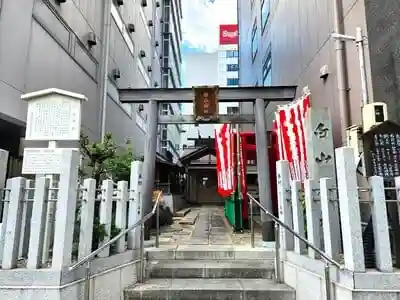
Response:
[346,125,363,159]
[362,102,388,133]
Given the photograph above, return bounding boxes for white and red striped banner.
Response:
[215,124,236,197]
[273,95,311,182]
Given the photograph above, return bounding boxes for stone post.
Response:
[320,177,341,261]
[335,147,365,272]
[51,149,80,269]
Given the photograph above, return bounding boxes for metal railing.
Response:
[247,193,341,300]
[69,191,162,300]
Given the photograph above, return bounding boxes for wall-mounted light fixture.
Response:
[320,65,329,80]
[147,20,154,27]
[111,68,121,80]
[147,66,152,72]
[139,50,146,58]
[87,32,97,47]
[113,0,124,6]
[127,23,135,33]
[156,1,160,8]
[141,0,147,7]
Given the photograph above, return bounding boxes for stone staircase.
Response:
[124,246,295,300]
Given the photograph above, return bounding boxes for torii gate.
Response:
[119,85,297,242]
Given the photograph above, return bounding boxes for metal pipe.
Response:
[356,27,369,106]
[99,0,112,142]
[247,193,341,268]
[333,0,351,143]
[325,263,332,300]
[84,262,91,300]
[69,192,162,271]
[156,203,160,248]
[275,223,281,283]
[250,198,255,248]
[139,223,145,282]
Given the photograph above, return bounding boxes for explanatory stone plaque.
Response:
[363,121,400,177]
[25,97,81,141]
[22,148,64,174]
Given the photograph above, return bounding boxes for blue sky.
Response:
[180,0,237,113]
[181,0,237,53]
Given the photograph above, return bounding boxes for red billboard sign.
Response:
[219,24,238,45]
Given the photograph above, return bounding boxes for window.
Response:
[161,128,168,140]
[227,78,239,86]
[261,0,270,31]
[251,20,258,61]
[227,106,239,115]
[219,51,226,58]
[226,64,239,72]
[226,50,238,58]
[161,103,169,115]
[263,45,272,86]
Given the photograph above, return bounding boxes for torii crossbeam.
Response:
[119,85,297,242]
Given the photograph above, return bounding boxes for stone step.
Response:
[124,278,295,300]
[147,259,275,279]
[146,246,275,261]
[178,210,199,225]
[175,207,191,217]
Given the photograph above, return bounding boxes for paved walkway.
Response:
[189,208,232,245]
[151,206,264,248]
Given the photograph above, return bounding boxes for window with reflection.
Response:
[261,0,270,31]
[263,44,272,86]
[251,20,258,61]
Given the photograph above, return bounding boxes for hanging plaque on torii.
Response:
[193,85,219,122]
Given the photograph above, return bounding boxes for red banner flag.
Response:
[273,95,311,182]
[215,124,236,197]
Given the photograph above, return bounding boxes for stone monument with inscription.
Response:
[20,88,87,174]
[304,107,336,181]
[20,88,87,269]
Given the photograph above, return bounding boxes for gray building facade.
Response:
[238,0,399,145]
[0,0,182,170]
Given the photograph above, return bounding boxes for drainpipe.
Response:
[333,0,351,144]
[99,0,112,142]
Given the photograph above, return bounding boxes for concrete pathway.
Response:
[189,208,232,245]
[151,206,264,248]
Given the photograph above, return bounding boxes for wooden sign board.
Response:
[193,85,219,121]
[362,120,400,177]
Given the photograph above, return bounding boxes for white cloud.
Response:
[182,0,237,52]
